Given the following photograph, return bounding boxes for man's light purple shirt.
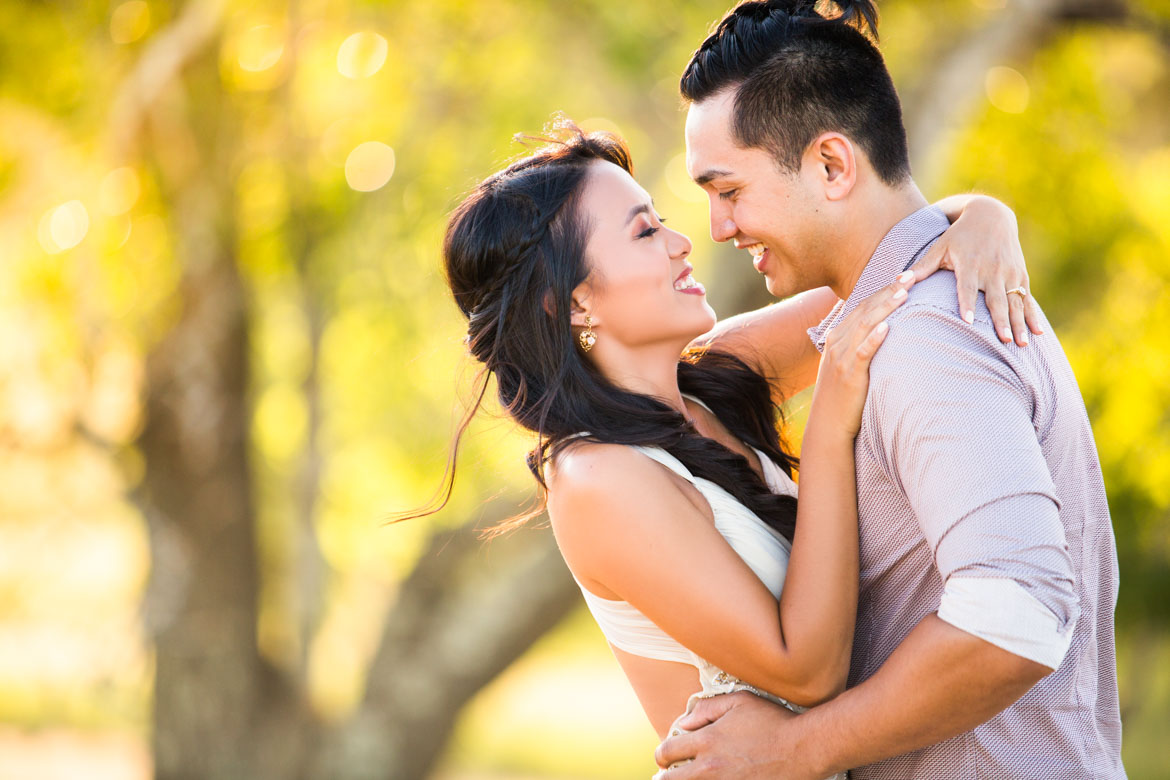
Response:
[808,205,1124,779]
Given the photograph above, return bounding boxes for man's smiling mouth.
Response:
[745,242,765,254]
[741,242,769,272]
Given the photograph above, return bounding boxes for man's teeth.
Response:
[674,275,699,291]
[744,243,767,259]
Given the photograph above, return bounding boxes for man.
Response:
[655,2,1124,778]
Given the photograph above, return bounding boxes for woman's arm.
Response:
[915,194,1042,345]
[694,194,1037,398]
[549,276,915,713]
[689,286,838,403]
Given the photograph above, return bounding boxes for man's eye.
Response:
[718,189,738,201]
[637,227,660,239]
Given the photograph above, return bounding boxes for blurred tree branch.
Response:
[311,518,580,779]
[108,0,228,161]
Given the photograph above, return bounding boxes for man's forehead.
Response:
[685,92,737,179]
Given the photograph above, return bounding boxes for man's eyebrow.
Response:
[694,168,733,187]
[624,200,656,226]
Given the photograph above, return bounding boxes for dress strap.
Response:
[681,392,715,416]
[630,446,697,483]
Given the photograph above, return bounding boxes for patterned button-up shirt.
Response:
[808,205,1124,779]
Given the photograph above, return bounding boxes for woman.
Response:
[432,124,1033,756]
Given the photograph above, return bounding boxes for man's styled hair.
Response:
[680,0,911,186]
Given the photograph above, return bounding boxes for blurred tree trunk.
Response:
[122,4,312,778]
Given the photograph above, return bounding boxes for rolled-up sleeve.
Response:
[865,306,1079,668]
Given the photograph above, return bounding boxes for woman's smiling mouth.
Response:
[673,266,707,295]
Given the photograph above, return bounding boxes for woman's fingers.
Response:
[954,262,980,325]
[855,319,890,361]
[984,284,1013,343]
[1023,284,1045,335]
[831,275,910,358]
[1007,291,1029,346]
[859,273,912,326]
[909,240,947,281]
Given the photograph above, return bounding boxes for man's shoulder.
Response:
[874,275,1000,359]
[901,268,964,318]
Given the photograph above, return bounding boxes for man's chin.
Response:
[763,273,795,300]
[764,271,816,301]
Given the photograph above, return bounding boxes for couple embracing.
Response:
[433,1,1123,777]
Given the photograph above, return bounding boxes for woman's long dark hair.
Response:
[407,119,798,540]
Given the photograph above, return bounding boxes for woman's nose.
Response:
[669,228,693,259]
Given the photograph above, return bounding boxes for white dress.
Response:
[572,397,848,780]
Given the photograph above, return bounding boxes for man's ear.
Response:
[805,132,857,201]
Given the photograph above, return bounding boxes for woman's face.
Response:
[573,161,716,352]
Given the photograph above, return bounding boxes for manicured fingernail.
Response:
[897,270,914,283]
[876,320,889,334]
[963,310,974,324]
[1001,329,1011,341]
[893,287,907,301]
[1020,334,1029,345]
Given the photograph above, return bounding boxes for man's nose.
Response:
[709,200,736,243]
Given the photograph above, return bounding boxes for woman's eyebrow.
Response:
[624,200,656,226]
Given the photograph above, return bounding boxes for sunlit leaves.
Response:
[2,0,1169,772]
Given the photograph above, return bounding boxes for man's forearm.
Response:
[792,614,1051,776]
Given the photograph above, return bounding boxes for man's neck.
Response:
[831,181,929,300]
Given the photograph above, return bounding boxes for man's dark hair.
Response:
[680,0,911,185]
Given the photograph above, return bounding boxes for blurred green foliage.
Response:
[0,0,1167,777]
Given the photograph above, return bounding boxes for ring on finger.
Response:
[1006,286,1027,299]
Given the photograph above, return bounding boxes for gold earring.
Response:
[578,314,597,352]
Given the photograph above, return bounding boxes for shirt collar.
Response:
[807,204,950,352]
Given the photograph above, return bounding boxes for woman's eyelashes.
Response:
[635,215,667,240]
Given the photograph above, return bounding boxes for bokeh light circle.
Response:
[110,1,150,45]
[986,66,1030,114]
[337,32,388,79]
[344,142,396,192]
[238,25,285,72]
[39,201,90,253]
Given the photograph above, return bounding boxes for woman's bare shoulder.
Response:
[546,439,709,599]
[546,440,701,539]
[547,440,665,510]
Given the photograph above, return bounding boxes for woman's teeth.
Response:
[674,275,699,291]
